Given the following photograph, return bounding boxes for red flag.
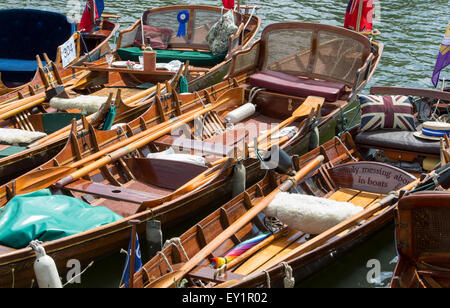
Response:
[79,0,98,33]
[344,0,373,32]
[222,0,235,10]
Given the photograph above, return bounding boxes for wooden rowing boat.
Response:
[0,8,119,103]
[103,5,261,88]
[0,63,191,185]
[390,191,450,288]
[130,125,449,288]
[0,21,380,288]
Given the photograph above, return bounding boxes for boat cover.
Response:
[117,47,226,67]
[0,189,123,249]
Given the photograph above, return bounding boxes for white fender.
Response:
[29,241,62,288]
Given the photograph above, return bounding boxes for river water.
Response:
[1,0,449,288]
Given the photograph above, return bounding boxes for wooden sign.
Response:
[328,162,416,194]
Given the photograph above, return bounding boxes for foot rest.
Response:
[187,266,245,283]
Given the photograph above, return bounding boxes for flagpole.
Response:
[356,0,364,32]
[129,220,140,289]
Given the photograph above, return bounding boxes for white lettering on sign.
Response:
[61,37,77,68]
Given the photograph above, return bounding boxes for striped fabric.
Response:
[359,95,416,132]
[210,232,272,269]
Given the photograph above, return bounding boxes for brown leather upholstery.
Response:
[355,130,441,155]
[249,70,346,101]
[399,192,450,210]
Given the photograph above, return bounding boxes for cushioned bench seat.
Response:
[249,70,346,102]
[355,130,441,155]
[0,58,47,72]
[117,47,226,67]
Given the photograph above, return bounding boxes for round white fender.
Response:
[29,240,62,288]
[224,103,256,124]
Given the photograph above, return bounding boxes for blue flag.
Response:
[122,233,142,288]
[95,0,104,17]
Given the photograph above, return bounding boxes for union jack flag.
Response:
[359,95,416,132]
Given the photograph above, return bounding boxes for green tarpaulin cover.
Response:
[117,47,226,67]
[0,190,123,249]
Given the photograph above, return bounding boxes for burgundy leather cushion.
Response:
[249,70,346,101]
[134,25,173,50]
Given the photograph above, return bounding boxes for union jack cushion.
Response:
[359,95,416,132]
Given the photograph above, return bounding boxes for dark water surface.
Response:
[1,0,449,288]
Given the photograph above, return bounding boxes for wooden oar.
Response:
[143,155,325,288]
[253,96,324,147]
[0,70,91,120]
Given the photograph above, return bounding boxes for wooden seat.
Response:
[63,179,163,204]
[154,135,234,157]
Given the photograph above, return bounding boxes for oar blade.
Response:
[15,166,75,195]
[293,96,325,118]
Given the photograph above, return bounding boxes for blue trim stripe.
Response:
[422,127,450,137]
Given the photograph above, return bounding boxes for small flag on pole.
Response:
[222,0,235,10]
[432,21,450,87]
[79,0,99,33]
[121,233,142,288]
[344,0,373,33]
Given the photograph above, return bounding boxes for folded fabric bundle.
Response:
[0,128,47,145]
[146,147,207,166]
[50,96,111,114]
[264,192,363,235]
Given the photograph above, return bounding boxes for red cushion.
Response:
[249,70,346,101]
[134,25,173,50]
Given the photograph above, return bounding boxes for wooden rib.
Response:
[36,55,50,88]
[51,62,63,85]
[220,208,241,245]
[118,158,136,180]
[155,95,168,122]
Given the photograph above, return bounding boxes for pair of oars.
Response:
[143,155,325,288]
[136,95,325,210]
[0,69,92,120]
[14,87,245,194]
[28,62,189,148]
[216,177,421,288]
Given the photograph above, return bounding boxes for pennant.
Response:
[121,233,142,288]
[432,21,450,87]
[344,0,373,33]
[222,0,235,10]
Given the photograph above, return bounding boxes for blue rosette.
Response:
[176,10,190,37]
